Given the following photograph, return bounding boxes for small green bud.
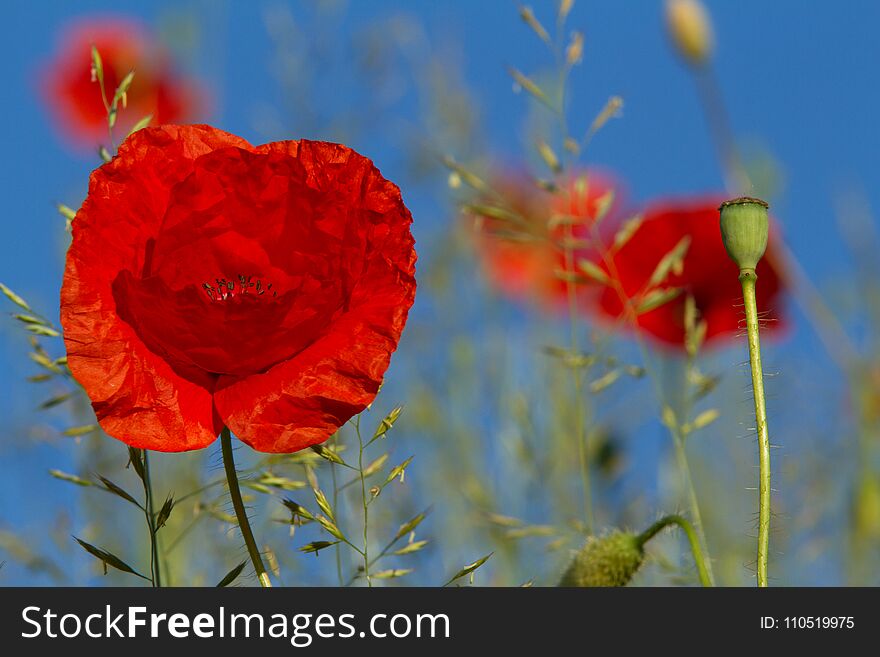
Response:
[718,197,769,275]
[558,531,644,587]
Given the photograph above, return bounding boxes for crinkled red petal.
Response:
[61,125,251,451]
[62,128,416,453]
[212,140,417,452]
[596,198,785,348]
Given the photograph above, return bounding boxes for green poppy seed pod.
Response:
[558,531,644,587]
[719,197,770,276]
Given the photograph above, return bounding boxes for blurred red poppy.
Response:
[470,170,623,307]
[592,197,786,347]
[41,18,201,146]
[61,125,417,453]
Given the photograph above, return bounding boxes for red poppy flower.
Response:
[41,18,202,146]
[60,125,417,453]
[470,170,623,307]
[592,197,785,347]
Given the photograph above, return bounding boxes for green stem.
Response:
[330,458,345,587]
[355,418,371,587]
[142,450,161,587]
[740,272,771,587]
[669,432,712,583]
[344,521,415,586]
[220,427,272,588]
[637,514,711,587]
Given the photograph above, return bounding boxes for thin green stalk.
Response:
[355,418,371,587]
[330,456,345,587]
[740,272,771,587]
[220,427,272,588]
[670,430,711,577]
[637,514,711,587]
[142,450,162,587]
[648,350,715,586]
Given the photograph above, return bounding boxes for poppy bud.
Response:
[665,0,714,67]
[719,197,769,275]
[558,531,644,587]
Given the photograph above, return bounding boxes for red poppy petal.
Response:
[40,19,203,146]
[214,305,408,453]
[61,125,249,450]
[472,169,624,309]
[63,130,416,453]
[116,146,349,375]
[592,197,786,349]
[62,274,220,451]
[213,140,417,452]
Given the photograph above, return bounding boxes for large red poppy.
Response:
[592,197,785,347]
[61,125,417,453]
[471,171,623,307]
[41,18,201,146]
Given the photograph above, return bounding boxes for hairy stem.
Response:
[637,514,711,587]
[220,427,272,588]
[740,272,771,587]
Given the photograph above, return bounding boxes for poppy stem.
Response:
[220,427,272,588]
[740,271,771,587]
[636,514,711,587]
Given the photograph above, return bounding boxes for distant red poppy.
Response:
[41,18,201,146]
[470,171,622,307]
[61,125,417,453]
[592,197,785,347]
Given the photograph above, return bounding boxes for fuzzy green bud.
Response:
[718,197,769,275]
[558,531,644,587]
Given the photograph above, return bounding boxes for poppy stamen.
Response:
[204,275,275,302]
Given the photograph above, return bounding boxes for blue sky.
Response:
[1,1,877,585]
[4,0,878,348]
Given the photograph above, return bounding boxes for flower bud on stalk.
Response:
[558,531,645,587]
[558,514,712,587]
[665,0,714,67]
